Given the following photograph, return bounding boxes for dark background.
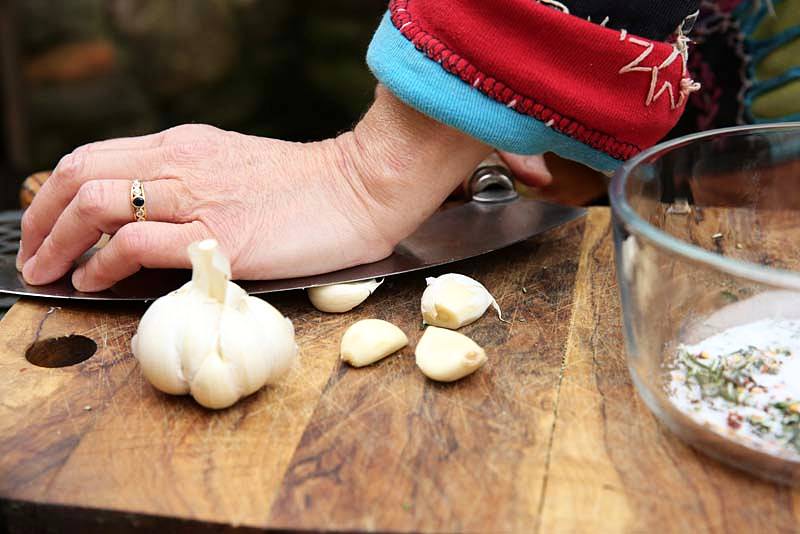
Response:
[0,0,386,210]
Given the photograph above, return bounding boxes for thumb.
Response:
[498,152,553,188]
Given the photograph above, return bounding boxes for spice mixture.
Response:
[669,319,800,456]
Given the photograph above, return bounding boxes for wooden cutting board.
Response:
[1,208,798,533]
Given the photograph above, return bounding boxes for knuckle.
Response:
[164,124,190,138]
[75,181,110,219]
[165,123,218,141]
[115,225,148,256]
[74,141,98,154]
[84,255,111,287]
[170,182,196,222]
[52,150,86,188]
[44,227,71,256]
[163,139,220,167]
[165,141,196,162]
[20,209,39,236]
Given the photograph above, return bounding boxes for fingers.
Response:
[498,152,553,187]
[22,180,187,286]
[19,145,180,267]
[72,221,207,292]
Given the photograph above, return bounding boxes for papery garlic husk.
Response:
[420,273,502,329]
[340,319,408,367]
[132,239,298,409]
[307,279,383,313]
[415,326,487,382]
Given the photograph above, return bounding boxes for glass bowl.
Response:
[610,123,800,485]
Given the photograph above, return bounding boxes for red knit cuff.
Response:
[390,0,699,160]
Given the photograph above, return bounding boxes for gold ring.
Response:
[131,180,146,222]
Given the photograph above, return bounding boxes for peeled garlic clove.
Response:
[307,279,383,313]
[421,273,502,329]
[415,326,487,382]
[340,319,408,367]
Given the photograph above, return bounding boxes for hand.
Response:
[498,152,553,188]
[499,151,608,206]
[17,87,491,292]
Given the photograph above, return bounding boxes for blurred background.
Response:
[0,0,385,210]
[1,0,798,212]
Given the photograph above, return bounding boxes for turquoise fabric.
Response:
[735,0,800,123]
[366,12,621,173]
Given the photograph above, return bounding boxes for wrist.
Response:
[335,85,492,242]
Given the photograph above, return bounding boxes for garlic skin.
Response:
[307,279,383,313]
[421,273,501,329]
[415,326,487,382]
[340,319,408,367]
[132,239,298,409]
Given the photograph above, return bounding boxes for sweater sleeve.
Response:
[366,0,701,173]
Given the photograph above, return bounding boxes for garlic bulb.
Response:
[340,319,408,367]
[421,273,502,329]
[132,239,298,409]
[415,326,487,382]
[307,279,383,313]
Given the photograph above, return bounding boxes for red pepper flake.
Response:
[727,412,744,429]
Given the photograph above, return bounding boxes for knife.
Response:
[0,162,585,301]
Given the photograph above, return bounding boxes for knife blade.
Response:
[0,165,585,301]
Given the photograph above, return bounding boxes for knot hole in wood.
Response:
[25,335,97,367]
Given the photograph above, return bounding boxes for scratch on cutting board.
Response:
[30,306,61,344]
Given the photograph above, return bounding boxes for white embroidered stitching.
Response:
[506,99,517,109]
[473,76,482,88]
[618,35,700,109]
[538,0,569,14]
[399,21,412,30]
[619,29,628,41]
[600,16,610,27]
[545,119,555,127]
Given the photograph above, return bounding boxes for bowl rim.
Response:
[610,122,800,291]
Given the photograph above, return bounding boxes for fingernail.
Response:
[523,156,553,184]
[72,268,85,291]
[16,240,24,271]
[22,255,40,285]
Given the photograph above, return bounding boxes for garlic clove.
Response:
[218,306,272,396]
[420,273,502,329]
[131,295,194,395]
[415,326,487,382]
[340,319,408,367]
[190,354,241,409]
[307,279,383,313]
[221,297,298,392]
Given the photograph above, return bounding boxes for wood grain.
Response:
[1,208,798,533]
[267,219,583,532]
[540,210,800,533]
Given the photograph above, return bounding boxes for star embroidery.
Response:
[619,34,701,110]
